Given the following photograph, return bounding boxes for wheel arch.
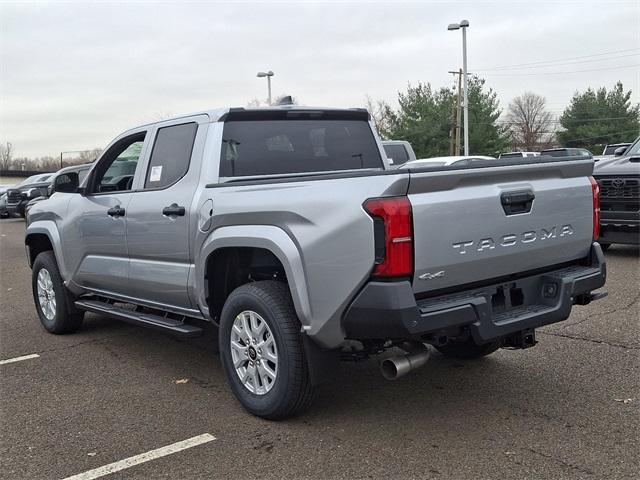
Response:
[25,222,67,277]
[196,225,312,329]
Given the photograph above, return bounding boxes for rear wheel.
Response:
[435,337,501,359]
[32,251,84,334]
[219,280,315,419]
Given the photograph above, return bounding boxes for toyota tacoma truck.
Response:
[25,105,606,419]
[594,136,640,249]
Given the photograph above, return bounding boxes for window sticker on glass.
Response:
[149,165,163,182]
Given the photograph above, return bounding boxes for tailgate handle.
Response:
[501,190,535,215]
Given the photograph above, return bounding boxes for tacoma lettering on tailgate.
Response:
[452,225,574,254]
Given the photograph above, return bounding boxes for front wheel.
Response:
[219,281,315,419]
[32,251,84,334]
[435,337,501,359]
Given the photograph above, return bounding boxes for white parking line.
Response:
[61,433,216,480]
[0,353,40,365]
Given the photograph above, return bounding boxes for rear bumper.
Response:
[343,243,607,344]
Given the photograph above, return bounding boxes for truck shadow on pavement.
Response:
[78,312,571,426]
[603,244,640,258]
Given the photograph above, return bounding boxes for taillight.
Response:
[589,176,600,240]
[363,196,413,278]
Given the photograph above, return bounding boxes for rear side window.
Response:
[383,144,410,165]
[219,120,382,177]
[144,123,198,189]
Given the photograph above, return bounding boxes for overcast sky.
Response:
[1,0,638,157]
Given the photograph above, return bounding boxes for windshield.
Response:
[220,119,382,177]
[17,174,51,186]
[620,139,639,157]
[604,145,625,155]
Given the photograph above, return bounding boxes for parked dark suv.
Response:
[24,164,92,217]
[594,137,640,249]
[0,173,52,219]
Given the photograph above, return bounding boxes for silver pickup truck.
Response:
[26,106,606,419]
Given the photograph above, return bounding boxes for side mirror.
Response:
[53,172,80,193]
[614,146,627,157]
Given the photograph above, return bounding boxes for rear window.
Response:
[383,144,410,165]
[219,120,382,177]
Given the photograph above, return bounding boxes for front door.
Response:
[63,131,147,296]
[125,120,204,310]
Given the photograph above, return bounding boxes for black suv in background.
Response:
[23,164,92,217]
[0,174,52,219]
[594,137,640,249]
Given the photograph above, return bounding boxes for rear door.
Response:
[407,160,595,295]
[126,116,207,310]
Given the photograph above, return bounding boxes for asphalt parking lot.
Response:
[1,218,638,480]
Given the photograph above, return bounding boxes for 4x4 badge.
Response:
[419,271,445,280]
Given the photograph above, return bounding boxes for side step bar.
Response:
[75,300,203,338]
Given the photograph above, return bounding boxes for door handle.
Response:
[107,206,125,217]
[162,203,186,217]
[500,190,535,215]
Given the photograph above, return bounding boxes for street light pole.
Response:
[257,70,275,105]
[448,19,470,155]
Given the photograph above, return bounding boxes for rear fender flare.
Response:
[196,225,312,329]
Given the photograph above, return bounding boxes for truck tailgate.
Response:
[408,160,595,295]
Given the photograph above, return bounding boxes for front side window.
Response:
[144,123,198,189]
[91,133,145,194]
[78,168,90,184]
[220,119,382,177]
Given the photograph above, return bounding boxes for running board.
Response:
[74,300,203,338]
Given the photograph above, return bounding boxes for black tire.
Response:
[32,251,84,334]
[435,337,501,359]
[599,242,611,252]
[219,280,315,420]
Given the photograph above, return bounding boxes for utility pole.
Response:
[449,91,456,156]
[456,69,462,155]
[448,70,464,155]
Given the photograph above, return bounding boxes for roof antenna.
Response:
[277,95,294,106]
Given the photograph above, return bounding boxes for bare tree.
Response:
[506,92,555,150]
[0,142,13,171]
[364,95,391,139]
[78,148,102,164]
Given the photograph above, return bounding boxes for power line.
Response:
[475,48,640,71]
[475,53,639,71]
[482,63,640,76]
